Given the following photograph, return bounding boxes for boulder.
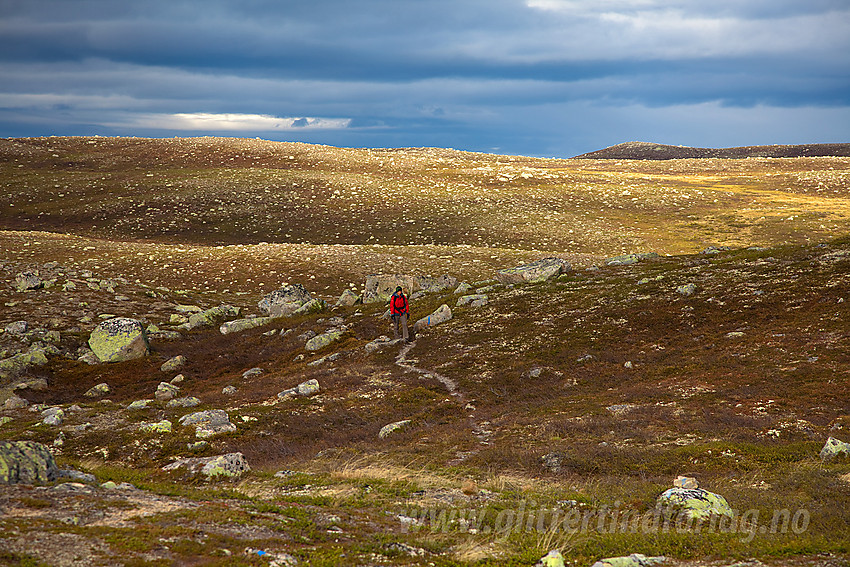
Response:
[0,348,49,380]
[0,440,58,484]
[14,272,42,292]
[185,305,240,330]
[155,382,180,401]
[495,258,570,284]
[456,294,488,308]
[605,252,660,266]
[454,282,472,295]
[305,330,344,352]
[379,419,411,439]
[242,367,264,378]
[88,318,149,363]
[4,394,29,410]
[220,316,274,335]
[84,383,110,397]
[162,452,250,479]
[417,275,459,293]
[278,379,321,399]
[363,274,419,304]
[820,436,850,460]
[12,377,48,392]
[292,298,327,316]
[41,407,65,426]
[127,399,154,410]
[335,289,361,307]
[160,355,187,373]
[258,284,312,317]
[414,304,452,332]
[591,554,666,567]
[178,409,236,438]
[222,385,237,395]
[656,487,733,521]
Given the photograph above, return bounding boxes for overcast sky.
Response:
[1,0,848,157]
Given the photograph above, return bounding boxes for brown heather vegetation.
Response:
[0,137,849,566]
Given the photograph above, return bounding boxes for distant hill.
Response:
[574,141,850,160]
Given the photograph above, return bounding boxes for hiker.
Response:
[390,286,410,341]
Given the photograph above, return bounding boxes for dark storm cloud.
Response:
[0,0,848,156]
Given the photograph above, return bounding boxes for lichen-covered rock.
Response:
[454,282,472,295]
[139,420,172,433]
[278,379,321,399]
[305,330,343,351]
[335,289,361,307]
[677,283,697,296]
[88,318,149,363]
[258,284,312,317]
[820,436,850,460]
[537,550,565,567]
[292,298,326,316]
[0,440,58,484]
[456,294,488,308]
[14,271,42,292]
[220,316,274,335]
[185,304,240,330]
[496,258,570,284]
[591,553,666,567]
[166,397,201,408]
[414,304,452,332]
[178,409,236,438]
[41,407,65,426]
[379,419,411,438]
[0,348,49,380]
[656,487,733,521]
[84,382,110,397]
[127,399,153,410]
[605,252,660,266]
[155,382,180,401]
[160,355,186,372]
[4,321,28,335]
[162,452,250,479]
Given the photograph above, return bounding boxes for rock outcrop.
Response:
[88,318,149,363]
[495,258,570,284]
[258,284,313,317]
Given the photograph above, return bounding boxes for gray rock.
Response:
[335,289,361,307]
[258,284,312,317]
[4,394,29,409]
[605,252,660,266]
[88,318,149,363]
[178,409,236,438]
[166,397,201,408]
[14,272,42,292]
[413,304,452,332]
[242,367,263,378]
[495,258,570,284]
[454,282,472,295]
[677,283,697,296]
[591,553,666,567]
[541,452,565,473]
[279,378,321,399]
[57,469,96,483]
[220,316,275,335]
[701,246,731,255]
[363,274,419,304]
[417,274,459,293]
[162,452,250,478]
[820,436,850,460]
[41,407,65,426]
[292,298,327,316]
[222,385,237,395]
[84,382,110,397]
[456,294,488,308]
[5,321,28,335]
[13,377,49,392]
[0,440,58,484]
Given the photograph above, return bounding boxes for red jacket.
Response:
[390,292,409,316]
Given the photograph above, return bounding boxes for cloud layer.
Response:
[0,0,847,156]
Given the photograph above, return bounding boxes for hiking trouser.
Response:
[393,313,409,340]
